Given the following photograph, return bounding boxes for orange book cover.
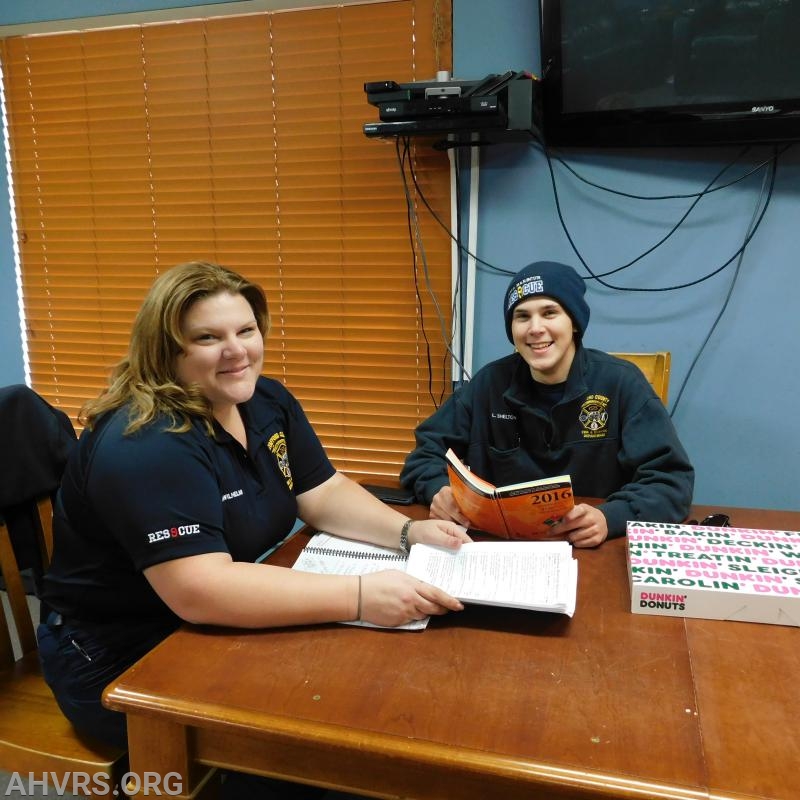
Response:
[445,449,574,540]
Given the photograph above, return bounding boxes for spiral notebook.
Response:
[292,532,427,630]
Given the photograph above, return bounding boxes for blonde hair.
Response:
[81,261,270,435]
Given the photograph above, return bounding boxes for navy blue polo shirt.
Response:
[42,377,335,627]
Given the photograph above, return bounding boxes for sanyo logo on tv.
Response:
[750,104,778,114]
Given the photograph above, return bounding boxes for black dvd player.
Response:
[363,113,508,138]
[377,95,499,121]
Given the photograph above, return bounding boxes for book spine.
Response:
[494,498,512,539]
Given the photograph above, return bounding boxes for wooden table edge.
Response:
[104,684,719,800]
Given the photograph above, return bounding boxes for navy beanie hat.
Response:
[503,261,590,342]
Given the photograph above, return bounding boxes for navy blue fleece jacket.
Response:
[401,347,694,538]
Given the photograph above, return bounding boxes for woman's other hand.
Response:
[407,515,471,549]
[360,570,463,627]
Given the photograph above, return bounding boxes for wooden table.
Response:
[103,505,800,800]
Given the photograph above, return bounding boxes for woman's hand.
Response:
[428,486,471,528]
[407,516,471,549]
[360,570,464,627]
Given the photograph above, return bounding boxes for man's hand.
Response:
[548,503,608,548]
[428,486,471,527]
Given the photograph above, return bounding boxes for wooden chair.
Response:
[0,495,128,798]
[610,352,671,405]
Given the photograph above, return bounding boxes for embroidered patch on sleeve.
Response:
[267,431,293,490]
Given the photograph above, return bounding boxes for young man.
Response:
[401,260,694,547]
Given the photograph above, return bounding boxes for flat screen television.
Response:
[539,0,800,147]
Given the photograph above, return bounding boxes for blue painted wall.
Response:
[1,0,798,512]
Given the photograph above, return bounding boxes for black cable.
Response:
[669,147,777,417]
[544,144,790,201]
[542,143,755,280]
[398,137,453,366]
[400,137,474,383]
[405,148,515,277]
[402,130,786,418]
[542,141,783,292]
[395,137,437,407]
[408,135,790,287]
[395,136,468,403]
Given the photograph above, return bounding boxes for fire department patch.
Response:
[267,431,293,490]
[579,394,609,439]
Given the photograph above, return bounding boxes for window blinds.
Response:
[1,0,453,476]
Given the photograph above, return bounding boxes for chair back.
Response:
[0,518,38,668]
[1,492,55,669]
[610,352,671,405]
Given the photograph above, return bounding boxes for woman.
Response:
[401,260,694,548]
[38,261,469,798]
